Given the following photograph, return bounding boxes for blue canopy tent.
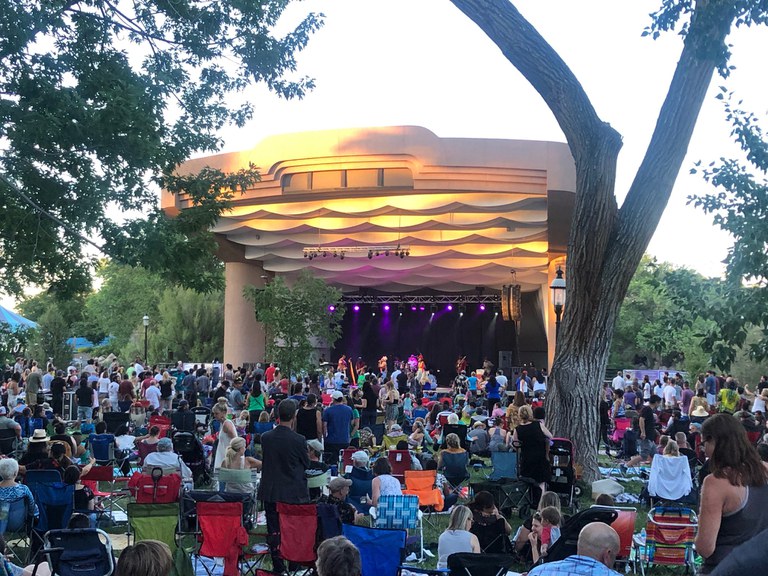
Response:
[0,306,37,330]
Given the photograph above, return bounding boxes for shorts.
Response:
[638,438,655,459]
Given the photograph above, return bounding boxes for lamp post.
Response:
[549,266,566,340]
[142,315,149,365]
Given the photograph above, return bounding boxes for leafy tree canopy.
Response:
[690,89,768,369]
[245,271,344,376]
[0,0,322,297]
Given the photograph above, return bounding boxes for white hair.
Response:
[0,458,19,481]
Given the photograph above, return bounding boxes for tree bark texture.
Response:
[451,0,738,481]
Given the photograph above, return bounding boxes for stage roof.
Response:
[165,126,576,293]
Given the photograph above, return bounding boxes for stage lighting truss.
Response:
[340,294,501,306]
[303,245,411,261]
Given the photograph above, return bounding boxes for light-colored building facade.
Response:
[163,126,575,369]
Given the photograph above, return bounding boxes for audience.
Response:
[115,540,173,576]
[316,536,361,576]
[437,505,481,569]
[527,522,620,576]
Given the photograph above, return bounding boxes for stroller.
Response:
[172,431,210,487]
[539,507,618,564]
[548,438,579,513]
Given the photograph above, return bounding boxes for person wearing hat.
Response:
[171,399,196,432]
[688,388,710,419]
[467,420,490,456]
[143,437,192,485]
[11,396,26,417]
[306,438,330,500]
[691,405,710,424]
[318,477,363,525]
[322,390,353,466]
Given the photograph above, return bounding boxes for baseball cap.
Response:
[157,438,173,451]
[351,450,369,464]
[331,390,344,400]
[306,439,324,454]
[328,477,352,492]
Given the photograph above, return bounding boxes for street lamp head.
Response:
[550,265,566,309]
[143,315,150,327]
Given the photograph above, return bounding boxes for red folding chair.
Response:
[136,441,158,465]
[277,503,318,572]
[81,465,131,521]
[149,415,172,427]
[387,450,411,484]
[196,501,265,576]
[339,447,357,473]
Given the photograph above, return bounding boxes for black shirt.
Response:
[76,386,92,407]
[50,377,66,398]
[641,405,657,442]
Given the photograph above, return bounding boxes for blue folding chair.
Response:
[24,470,63,498]
[372,494,425,561]
[88,433,117,465]
[31,528,115,576]
[342,524,406,576]
[30,481,74,564]
[0,496,36,565]
[488,450,518,481]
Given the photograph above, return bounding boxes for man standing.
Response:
[322,391,353,465]
[229,379,245,412]
[611,370,625,391]
[259,399,309,573]
[624,395,660,469]
[527,522,621,576]
[705,370,718,406]
[662,378,678,410]
[144,379,161,411]
[264,362,276,386]
[25,363,42,407]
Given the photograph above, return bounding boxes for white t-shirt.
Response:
[98,377,111,394]
[144,385,161,410]
[643,382,651,400]
[663,384,677,407]
[612,375,625,390]
[108,381,120,404]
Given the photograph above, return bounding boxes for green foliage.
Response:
[0,0,322,297]
[151,286,224,362]
[689,89,768,370]
[26,303,74,369]
[0,324,33,364]
[610,256,720,372]
[245,272,344,375]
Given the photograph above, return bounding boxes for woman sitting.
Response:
[370,457,402,507]
[220,436,261,494]
[408,420,426,449]
[345,451,374,513]
[468,490,512,553]
[63,465,96,527]
[382,423,408,451]
[0,458,38,521]
[437,433,470,490]
[467,421,489,457]
[487,418,510,452]
[437,505,481,569]
[514,490,562,558]
[695,413,768,573]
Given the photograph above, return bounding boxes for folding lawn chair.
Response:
[647,455,694,507]
[440,451,470,500]
[29,481,74,564]
[372,494,426,561]
[0,495,35,565]
[634,506,698,576]
[30,528,115,576]
[127,469,182,504]
[0,429,20,458]
[487,450,518,481]
[591,505,637,573]
[277,502,318,576]
[403,470,444,530]
[342,523,407,576]
[81,465,131,523]
[387,449,412,484]
[470,517,514,554]
[446,552,517,576]
[540,506,618,564]
[194,500,265,576]
[103,412,130,434]
[442,424,469,450]
[127,502,180,550]
[178,490,255,536]
[339,447,358,473]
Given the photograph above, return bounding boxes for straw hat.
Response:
[29,429,49,443]
[691,406,709,418]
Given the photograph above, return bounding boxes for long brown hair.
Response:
[702,413,768,486]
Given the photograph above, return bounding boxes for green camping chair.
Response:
[127,502,192,576]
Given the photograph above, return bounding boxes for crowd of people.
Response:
[3,354,768,575]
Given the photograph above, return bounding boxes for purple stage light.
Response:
[353,305,360,312]
[411,305,417,311]
[447,304,453,311]
[383,304,390,312]
[419,305,425,311]
[328,305,336,312]
[479,304,486,311]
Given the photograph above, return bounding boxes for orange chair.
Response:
[403,470,444,512]
[592,505,637,572]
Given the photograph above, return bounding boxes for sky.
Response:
[4,0,767,314]
[215,0,766,278]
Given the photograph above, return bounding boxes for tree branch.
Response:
[606,0,738,287]
[449,0,620,160]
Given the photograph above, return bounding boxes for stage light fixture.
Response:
[328,305,336,312]
[383,304,390,312]
[419,305,425,311]
[353,305,360,312]
[372,312,376,316]
[479,304,486,311]
[446,304,453,311]
[411,305,417,311]
[430,304,437,314]
[459,304,466,316]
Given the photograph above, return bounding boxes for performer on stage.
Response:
[378,356,388,379]
[337,355,347,374]
[456,355,467,375]
[407,354,418,373]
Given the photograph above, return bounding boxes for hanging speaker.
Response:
[501,284,522,322]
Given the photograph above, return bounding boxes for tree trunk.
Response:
[451,0,739,481]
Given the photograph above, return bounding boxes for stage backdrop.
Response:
[332,304,517,387]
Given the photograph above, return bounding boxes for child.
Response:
[529,506,562,563]
[402,393,414,421]
[235,410,250,435]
